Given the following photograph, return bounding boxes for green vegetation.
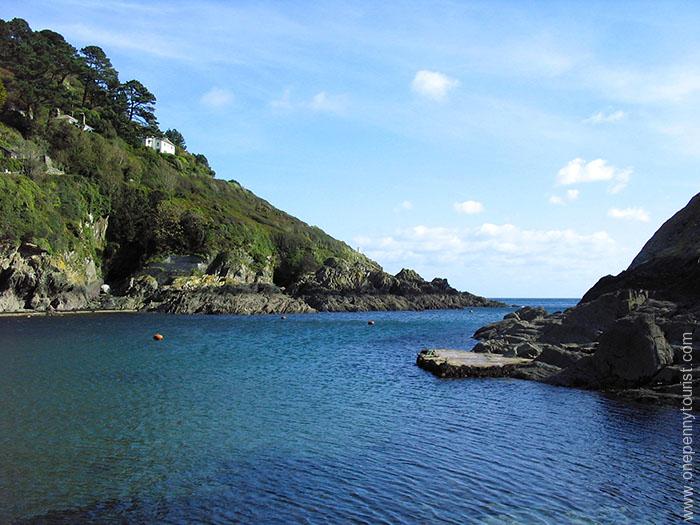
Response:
[0,18,368,286]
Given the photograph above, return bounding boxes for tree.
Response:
[117,80,157,127]
[0,19,78,120]
[193,153,215,177]
[165,128,186,149]
[79,45,118,107]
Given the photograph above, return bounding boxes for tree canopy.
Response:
[0,17,160,143]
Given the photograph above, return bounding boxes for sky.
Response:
[5,0,700,297]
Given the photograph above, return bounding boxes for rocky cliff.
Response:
[0,240,500,314]
[468,193,700,405]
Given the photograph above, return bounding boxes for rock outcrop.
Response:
[0,242,102,312]
[0,245,500,315]
[467,193,700,406]
[288,257,502,311]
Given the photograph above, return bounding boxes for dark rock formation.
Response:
[467,192,700,406]
[582,193,700,307]
[287,257,503,312]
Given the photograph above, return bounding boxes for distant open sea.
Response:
[0,299,678,523]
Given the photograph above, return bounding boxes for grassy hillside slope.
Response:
[0,18,372,289]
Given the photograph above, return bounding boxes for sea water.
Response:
[0,300,678,523]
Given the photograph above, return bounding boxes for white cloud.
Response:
[608,207,650,222]
[453,200,484,214]
[566,189,580,200]
[556,158,632,193]
[354,223,617,272]
[200,87,234,109]
[411,70,459,100]
[583,110,626,125]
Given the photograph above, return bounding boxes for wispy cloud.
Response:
[608,207,650,222]
[583,109,626,125]
[200,87,235,109]
[269,89,347,114]
[53,22,189,60]
[411,70,459,100]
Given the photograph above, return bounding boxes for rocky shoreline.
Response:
[429,193,700,407]
[0,246,502,315]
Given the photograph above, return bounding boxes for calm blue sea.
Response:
[0,300,679,523]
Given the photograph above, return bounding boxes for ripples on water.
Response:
[0,300,679,523]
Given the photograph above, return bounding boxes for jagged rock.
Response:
[289,258,503,311]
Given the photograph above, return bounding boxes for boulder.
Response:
[516,306,547,322]
[591,315,674,386]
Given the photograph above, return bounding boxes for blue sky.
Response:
[6,0,700,297]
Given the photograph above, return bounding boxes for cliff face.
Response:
[0,216,107,311]
[468,193,700,405]
[581,193,700,307]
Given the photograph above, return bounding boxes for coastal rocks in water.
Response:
[288,258,503,311]
[464,192,700,406]
[547,315,674,389]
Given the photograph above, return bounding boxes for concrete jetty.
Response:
[416,349,532,378]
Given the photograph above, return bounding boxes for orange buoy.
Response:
[153,333,164,341]
[368,320,375,326]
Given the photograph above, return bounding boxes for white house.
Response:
[143,136,176,155]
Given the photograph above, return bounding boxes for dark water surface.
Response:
[0,300,678,523]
